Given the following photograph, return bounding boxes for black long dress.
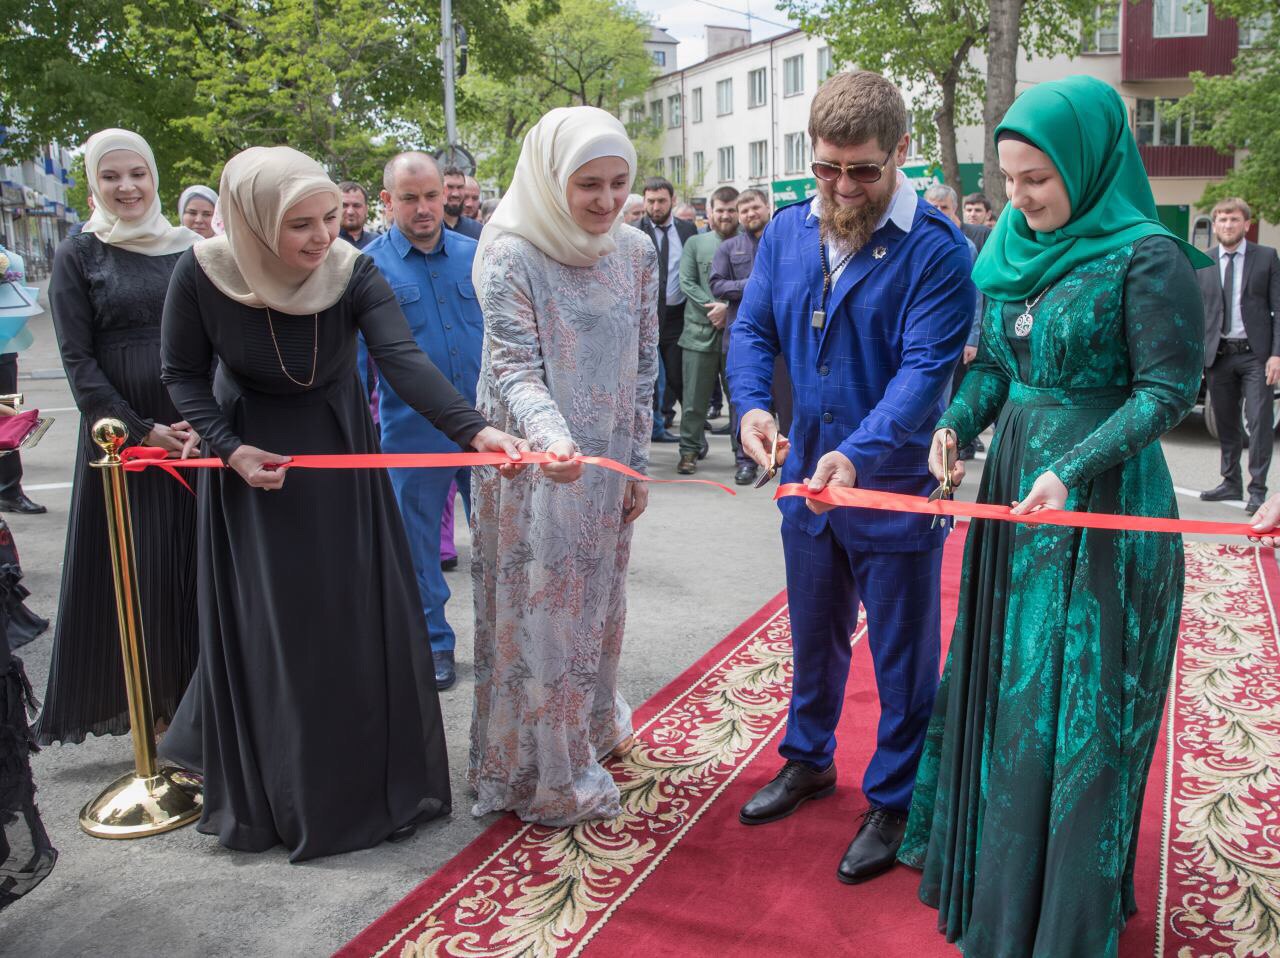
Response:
[157,252,487,862]
[37,234,198,745]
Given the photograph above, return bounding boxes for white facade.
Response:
[0,141,79,272]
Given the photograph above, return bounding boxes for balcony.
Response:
[1138,145,1233,177]
[1123,1,1238,81]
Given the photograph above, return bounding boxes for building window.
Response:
[652,50,667,67]
[817,47,833,83]
[905,111,925,160]
[784,133,808,174]
[748,68,767,108]
[629,106,645,126]
[783,55,805,97]
[691,88,703,123]
[655,157,664,176]
[716,78,733,116]
[1152,0,1208,38]
[670,155,685,183]
[1135,98,1195,146]
[693,151,705,181]
[650,99,663,128]
[1240,14,1273,48]
[718,145,735,182]
[1082,3,1120,52]
[749,140,769,179]
[668,94,682,128]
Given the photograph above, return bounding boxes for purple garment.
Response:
[439,481,457,561]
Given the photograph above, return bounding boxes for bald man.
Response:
[358,152,484,691]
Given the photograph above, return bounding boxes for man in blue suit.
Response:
[361,151,484,692]
[728,71,975,885]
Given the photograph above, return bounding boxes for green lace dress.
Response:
[898,235,1204,956]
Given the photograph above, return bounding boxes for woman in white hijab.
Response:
[178,184,219,239]
[38,128,201,746]
[157,145,525,862]
[469,106,659,825]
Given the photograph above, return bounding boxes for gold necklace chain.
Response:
[264,307,319,388]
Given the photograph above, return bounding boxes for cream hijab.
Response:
[81,129,199,256]
[194,146,359,314]
[474,106,637,285]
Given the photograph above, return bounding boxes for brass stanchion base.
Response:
[78,766,203,839]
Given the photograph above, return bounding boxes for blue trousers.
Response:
[388,464,472,653]
[780,520,942,812]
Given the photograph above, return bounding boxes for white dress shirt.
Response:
[654,219,686,305]
[1219,238,1247,340]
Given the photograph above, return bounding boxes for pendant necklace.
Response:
[1014,284,1052,338]
[265,306,320,387]
[812,238,858,331]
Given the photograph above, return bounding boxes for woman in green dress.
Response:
[898,75,1211,956]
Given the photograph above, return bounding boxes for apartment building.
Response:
[638,1,1272,245]
[0,137,79,272]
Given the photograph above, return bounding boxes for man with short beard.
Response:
[441,166,484,240]
[728,71,975,885]
[338,181,375,249]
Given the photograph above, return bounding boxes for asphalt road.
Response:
[0,282,1263,955]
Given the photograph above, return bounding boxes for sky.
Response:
[635,0,799,66]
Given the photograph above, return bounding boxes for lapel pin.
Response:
[873,246,887,260]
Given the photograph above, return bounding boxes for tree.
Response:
[782,0,1099,205]
[1178,1,1280,221]
[458,0,655,189]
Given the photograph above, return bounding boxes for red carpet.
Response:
[338,532,1280,958]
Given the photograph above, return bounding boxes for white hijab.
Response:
[81,129,199,256]
[194,146,359,314]
[474,106,637,285]
[178,184,219,214]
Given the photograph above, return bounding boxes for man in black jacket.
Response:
[1200,197,1280,514]
[638,176,698,438]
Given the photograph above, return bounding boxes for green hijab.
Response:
[973,74,1211,302]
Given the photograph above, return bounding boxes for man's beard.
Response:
[443,201,464,217]
[820,191,892,255]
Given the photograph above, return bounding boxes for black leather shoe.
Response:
[652,429,679,443]
[441,556,458,571]
[837,806,907,884]
[972,437,985,453]
[739,760,836,825]
[957,443,976,461]
[386,822,417,843]
[0,493,45,515]
[735,464,758,486]
[1202,482,1244,502]
[1248,495,1266,515]
[433,650,456,691]
[709,405,723,419]
[677,454,697,475]
[710,422,732,435]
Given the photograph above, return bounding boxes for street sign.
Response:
[436,145,476,176]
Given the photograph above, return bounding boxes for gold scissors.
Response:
[927,434,955,528]
[753,416,781,489]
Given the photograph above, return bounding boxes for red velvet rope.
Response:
[118,447,1263,538]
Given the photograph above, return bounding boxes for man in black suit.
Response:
[638,176,699,439]
[1200,197,1280,514]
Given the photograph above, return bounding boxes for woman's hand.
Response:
[928,429,966,487]
[228,445,292,490]
[540,438,582,483]
[1249,493,1280,547]
[173,421,202,460]
[622,481,648,524]
[1009,471,1067,516]
[144,421,191,455]
[470,426,529,479]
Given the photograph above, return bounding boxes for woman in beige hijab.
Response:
[39,128,201,746]
[469,107,659,825]
[158,145,524,862]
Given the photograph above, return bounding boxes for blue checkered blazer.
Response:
[727,196,976,551]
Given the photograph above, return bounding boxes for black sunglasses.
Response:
[810,149,894,185]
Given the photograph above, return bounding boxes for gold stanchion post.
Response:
[78,418,202,838]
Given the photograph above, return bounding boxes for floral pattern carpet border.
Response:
[339,543,1280,958]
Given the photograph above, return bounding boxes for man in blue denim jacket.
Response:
[360,152,484,692]
[727,72,974,885]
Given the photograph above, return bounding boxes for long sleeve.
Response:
[726,227,780,415]
[937,299,1011,446]
[477,240,574,451]
[1268,249,1280,356]
[836,242,975,483]
[709,241,749,303]
[679,238,713,310]
[51,241,155,442]
[631,243,660,473]
[161,251,244,461]
[352,261,487,450]
[1049,236,1204,488]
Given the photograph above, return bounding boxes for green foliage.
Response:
[64,154,87,219]
[1178,0,1280,221]
[458,0,656,189]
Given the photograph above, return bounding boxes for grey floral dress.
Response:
[468,226,659,825]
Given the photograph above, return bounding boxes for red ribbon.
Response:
[775,483,1260,539]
